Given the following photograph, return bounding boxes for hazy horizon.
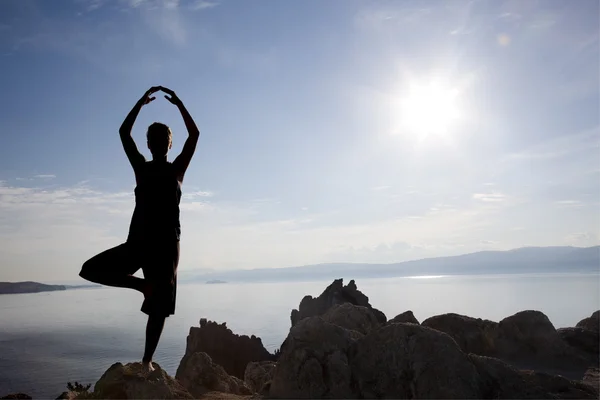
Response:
[1,0,599,282]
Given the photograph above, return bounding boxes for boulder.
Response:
[244,361,276,395]
[1,395,32,400]
[389,310,419,325]
[421,313,497,355]
[183,318,274,379]
[290,279,386,327]
[351,323,482,398]
[494,310,591,377]
[557,327,599,359]
[322,303,380,335]
[269,316,359,399]
[576,311,599,332]
[90,362,193,399]
[176,351,251,397]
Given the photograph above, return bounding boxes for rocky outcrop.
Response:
[422,310,591,379]
[89,362,193,399]
[290,279,386,327]
[576,310,599,332]
[176,352,251,397]
[183,318,274,380]
[389,310,419,324]
[244,361,276,395]
[321,303,380,335]
[269,311,599,399]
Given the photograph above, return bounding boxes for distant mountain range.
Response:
[3,246,598,292]
[178,246,600,284]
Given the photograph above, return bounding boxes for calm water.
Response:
[1,273,599,398]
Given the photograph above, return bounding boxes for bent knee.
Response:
[79,258,98,281]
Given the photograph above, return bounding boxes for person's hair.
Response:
[147,122,172,143]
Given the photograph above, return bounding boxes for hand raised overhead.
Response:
[141,86,161,105]
[158,86,182,106]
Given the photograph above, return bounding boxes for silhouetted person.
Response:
[79,86,199,372]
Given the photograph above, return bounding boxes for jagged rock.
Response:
[322,303,380,334]
[176,351,251,397]
[351,323,481,398]
[271,311,598,399]
[270,316,358,399]
[90,362,193,399]
[1,395,32,400]
[184,318,274,380]
[290,279,386,328]
[244,361,276,394]
[389,310,419,325]
[576,311,599,332]
[557,327,599,359]
[422,313,497,355]
[583,368,599,391]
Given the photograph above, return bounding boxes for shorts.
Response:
[79,240,180,316]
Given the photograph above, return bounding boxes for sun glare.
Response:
[398,80,462,140]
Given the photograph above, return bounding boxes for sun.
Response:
[398,79,462,139]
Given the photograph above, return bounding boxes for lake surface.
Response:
[1,273,599,398]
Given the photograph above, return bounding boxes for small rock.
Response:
[583,367,599,391]
[389,310,420,325]
[576,311,599,333]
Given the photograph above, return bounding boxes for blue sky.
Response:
[0,0,598,282]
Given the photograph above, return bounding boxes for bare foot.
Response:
[141,360,155,374]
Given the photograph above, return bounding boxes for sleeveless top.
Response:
[127,160,182,243]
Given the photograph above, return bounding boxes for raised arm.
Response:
[119,87,160,173]
[161,86,200,182]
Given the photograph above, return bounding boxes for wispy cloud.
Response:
[473,193,506,202]
[34,174,56,179]
[554,200,584,207]
[190,0,219,11]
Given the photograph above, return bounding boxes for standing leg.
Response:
[79,243,145,293]
[140,241,179,371]
[142,313,166,372]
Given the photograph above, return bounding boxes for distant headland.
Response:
[0,281,66,295]
[0,281,100,295]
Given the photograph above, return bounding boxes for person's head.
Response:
[147,122,172,158]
